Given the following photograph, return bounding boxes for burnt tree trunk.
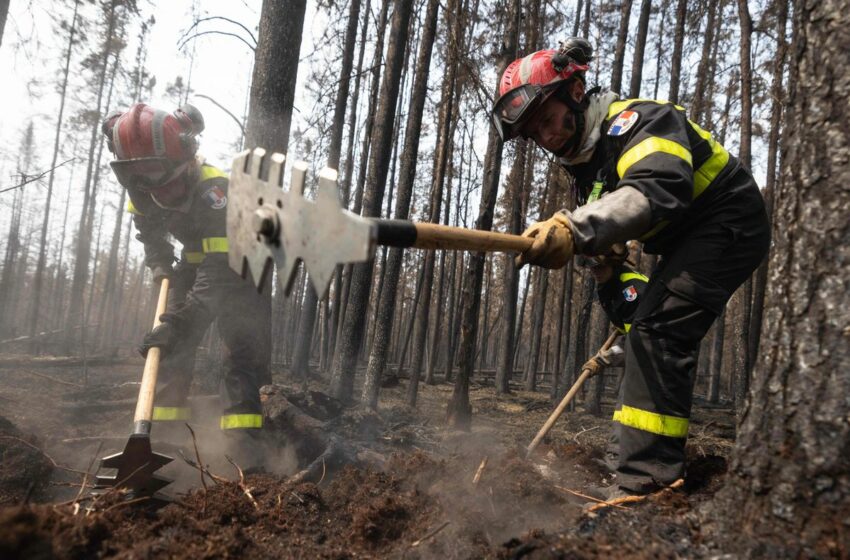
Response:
[362,0,441,408]
[330,0,415,402]
[610,0,633,95]
[720,2,850,551]
[628,0,652,98]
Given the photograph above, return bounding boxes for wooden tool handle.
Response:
[526,330,620,457]
[375,219,534,253]
[133,278,170,433]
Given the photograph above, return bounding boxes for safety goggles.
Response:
[110,157,190,192]
[491,83,558,141]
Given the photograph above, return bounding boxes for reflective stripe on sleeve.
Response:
[127,200,143,215]
[184,252,205,264]
[619,272,649,283]
[617,137,692,178]
[200,165,229,182]
[688,121,730,198]
[613,404,689,438]
[152,406,191,421]
[622,323,632,333]
[202,237,229,253]
[220,414,263,429]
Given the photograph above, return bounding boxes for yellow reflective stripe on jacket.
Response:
[202,237,229,253]
[617,137,692,178]
[619,272,649,283]
[614,404,689,438]
[688,121,730,198]
[184,252,205,264]
[220,414,263,429]
[200,165,228,182]
[606,98,685,120]
[152,406,191,421]
[127,200,143,215]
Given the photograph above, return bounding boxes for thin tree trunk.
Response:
[628,0,652,98]
[362,0,441,408]
[667,0,687,103]
[610,0,634,94]
[691,0,720,123]
[330,0,416,402]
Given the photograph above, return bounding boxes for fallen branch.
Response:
[572,425,599,444]
[226,455,259,510]
[472,456,488,486]
[586,479,685,513]
[411,521,450,547]
[0,435,88,476]
[18,369,83,387]
[554,485,629,510]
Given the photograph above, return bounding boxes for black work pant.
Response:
[153,264,271,428]
[615,172,770,492]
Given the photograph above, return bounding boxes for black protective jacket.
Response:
[126,162,243,331]
[564,99,761,256]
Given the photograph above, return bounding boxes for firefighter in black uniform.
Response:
[493,39,770,496]
[102,103,271,454]
[578,251,649,473]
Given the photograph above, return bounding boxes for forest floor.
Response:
[0,356,798,559]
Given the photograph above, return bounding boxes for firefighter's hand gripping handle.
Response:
[132,278,170,435]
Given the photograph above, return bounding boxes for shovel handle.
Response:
[375,219,534,253]
[526,330,620,457]
[133,278,170,433]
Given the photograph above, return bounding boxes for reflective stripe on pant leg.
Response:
[153,406,191,421]
[614,404,688,438]
[220,414,263,429]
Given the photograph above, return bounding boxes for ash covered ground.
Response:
[0,358,756,559]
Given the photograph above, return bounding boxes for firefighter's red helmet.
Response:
[492,38,593,142]
[102,103,204,191]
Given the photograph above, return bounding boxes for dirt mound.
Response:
[0,416,53,508]
[0,456,435,559]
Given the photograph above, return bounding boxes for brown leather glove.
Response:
[582,356,605,377]
[515,212,575,269]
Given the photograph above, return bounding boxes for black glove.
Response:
[151,264,173,283]
[139,318,179,359]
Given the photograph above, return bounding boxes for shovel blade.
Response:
[96,433,173,496]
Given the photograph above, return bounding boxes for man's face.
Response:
[150,174,190,208]
[519,96,576,154]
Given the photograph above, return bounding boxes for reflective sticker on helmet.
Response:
[622,285,638,302]
[202,185,227,209]
[608,110,640,136]
[151,110,168,156]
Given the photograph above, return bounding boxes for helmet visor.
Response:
[491,84,551,141]
[110,157,190,191]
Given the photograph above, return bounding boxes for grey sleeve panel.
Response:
[566,186,653,255]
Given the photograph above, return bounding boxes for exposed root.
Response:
[586,478,685,513]
[225,455,259,510]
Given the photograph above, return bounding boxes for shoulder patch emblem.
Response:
[622,285,638,302]
[202,185,227,210]
[608,110,640,136]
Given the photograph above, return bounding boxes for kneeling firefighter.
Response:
[102,103,271,461]
[494,39,770,496]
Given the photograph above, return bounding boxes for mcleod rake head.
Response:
[227,148,376,298]
[95,434,173,498]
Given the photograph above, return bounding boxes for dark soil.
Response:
[0,358,808,558]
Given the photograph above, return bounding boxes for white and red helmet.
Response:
[492,38,592,141]
[102,103,204,191]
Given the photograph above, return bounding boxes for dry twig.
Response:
[572,425,600,444]
[0,435,88,476]
[586,479,685,513]
[411,521,450,547]
[226,455,259,510]
[472,456,488,485]
[178,450,229,484]
[18,369,83,387]
[554,485,629,510]
[185,424,209,493]
[74,441,103,508]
